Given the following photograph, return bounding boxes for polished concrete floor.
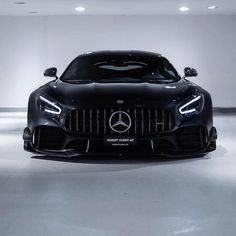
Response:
[0,115,235,236]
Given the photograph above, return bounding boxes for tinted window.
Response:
[61,55,180,82]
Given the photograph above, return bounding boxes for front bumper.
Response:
[23,125,217,158]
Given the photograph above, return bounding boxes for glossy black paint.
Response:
[23,51,217,157]
[184,67,198,77]
[44,67,57,78]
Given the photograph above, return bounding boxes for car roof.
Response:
[77,50,162,58]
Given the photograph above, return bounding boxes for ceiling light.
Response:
[75,6,85,12]
[208,6,218,10]
[179,6,190,12]
[14,1,25,4]
[28,11,38,14]
[123,7,133,10]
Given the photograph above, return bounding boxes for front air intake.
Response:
[33,126,65,150]
[176,127,207,149]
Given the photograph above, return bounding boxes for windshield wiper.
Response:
[63,77,176,84]
[97,77,143,82]
[142,78,176,83]
[64,79,94,84]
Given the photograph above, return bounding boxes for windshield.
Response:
[61,55,180,83]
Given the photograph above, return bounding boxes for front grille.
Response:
[65,108,174,135]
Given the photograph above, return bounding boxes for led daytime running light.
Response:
[39,96,61,115]
[179,95,201,114]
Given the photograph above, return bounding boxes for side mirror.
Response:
[184,67,198,77]
[44,67,58,78]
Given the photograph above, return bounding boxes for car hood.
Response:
[41,79,200,107]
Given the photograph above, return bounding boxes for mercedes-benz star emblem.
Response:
[109,111,131,133]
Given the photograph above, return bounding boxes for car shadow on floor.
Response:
[30,144,226,165]
[31,154,207,165]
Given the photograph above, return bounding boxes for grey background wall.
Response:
[0,15,235,107]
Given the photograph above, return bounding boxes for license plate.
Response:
[104,136,136,146]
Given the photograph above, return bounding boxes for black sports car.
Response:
[23,50,217,157]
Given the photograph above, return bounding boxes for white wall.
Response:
[0,16,47,107]
[0,15,236,107]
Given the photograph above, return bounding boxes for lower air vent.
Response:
[176,127,207,149]
[65,140,87,150]
[33,126,65,150]
[156,140,175,152]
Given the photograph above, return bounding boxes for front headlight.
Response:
[179,95,202,115]
[39,95,62,115]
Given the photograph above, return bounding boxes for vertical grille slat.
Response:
[110,108,113,133]
[134,108,137,134]
[155,109,158,132]
[66,107,174,135]
[141,108,144,134]
[104,108,106,134]
[75,110,79,132]
[162,110,165,132]
[127,108,130,134]
[96,109,99,134]
[89,109,92,133]
[148,109,151,133]
[169,112,172,130]
[83,109,85,132]
[69,112,72,131]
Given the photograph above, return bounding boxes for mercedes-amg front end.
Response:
[23,51,217,157]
